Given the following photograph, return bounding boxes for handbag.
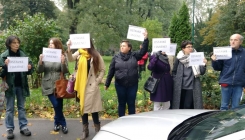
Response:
[144,72,165,94]
[54,72,76,99]
[144,76,160,94]
[66,74,75,94]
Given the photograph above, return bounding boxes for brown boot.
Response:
[94,122,100,133]
[81,123,89,140]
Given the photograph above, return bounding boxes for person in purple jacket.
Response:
[147,51,173,110]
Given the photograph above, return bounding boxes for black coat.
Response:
[105,39,149,87]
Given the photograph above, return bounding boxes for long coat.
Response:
[147,55,173,102]
[172,59,206,109]
[67,51,105,113]
[37,60,69,96]
[0,49,34,97]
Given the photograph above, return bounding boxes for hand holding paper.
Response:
[28,64,32,70]
[66,39,71,52]
[4,59,9,66]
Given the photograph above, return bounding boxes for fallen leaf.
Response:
[50,131,59,135]
[27,123,32,126]
[2,133,7,137]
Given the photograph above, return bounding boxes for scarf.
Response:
[176,50,201,77]
[74,49,91,114]
[120,52,131,61]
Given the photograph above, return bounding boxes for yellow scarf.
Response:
[75,49,91,114]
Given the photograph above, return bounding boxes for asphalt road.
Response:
[0,118,112,140]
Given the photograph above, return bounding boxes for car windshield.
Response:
[181,105,245,139]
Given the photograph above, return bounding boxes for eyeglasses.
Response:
[185,46,193,48]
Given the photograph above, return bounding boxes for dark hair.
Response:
[120,40,132,51]
[87,39,100,74]
[181,40,193,49]
[5,36,21,49]
[49,37,65,54]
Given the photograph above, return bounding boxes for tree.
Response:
[0,13,60,88]
[168,2,191,50]
[214,0,245,46]
[142,19,163,52]
[199,11,219,46]
[56,0,182,54]
[0,0,58,30]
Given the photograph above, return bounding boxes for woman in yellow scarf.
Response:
[66,39,105,140]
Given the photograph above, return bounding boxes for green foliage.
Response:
[201,67,221,109]
[168,2,191,51]
[214,0,245,46]
[141,19,163,52]
[59,0,182,54]
[0,0,58,30]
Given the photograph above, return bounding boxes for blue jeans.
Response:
[5,87,28,130]
[48,94,66,126]
[220,85,243,110]
[115,82,138,117]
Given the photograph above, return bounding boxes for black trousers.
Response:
[180,89,194,109]
[82,112,100,125]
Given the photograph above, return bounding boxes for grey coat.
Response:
[172,59,206,109]
[37,61,69,96]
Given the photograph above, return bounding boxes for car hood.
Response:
[97,110,213,140]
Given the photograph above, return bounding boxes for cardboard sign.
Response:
[166,43,177,56]
[8,57,28,72]
[42,48,61,63]
[70,33,90,49]
[152,38,171,53]
[189,52,205,66]
[213,46,232,60]
[126,25,145,41]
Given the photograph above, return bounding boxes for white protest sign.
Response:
[213,46,232,60]
[8,57,28,72]
[189,52,205,66]
[152,38,171,53]
[166,43,177,56]
[70,33,90,49]
[42,48,61,63]
[126,25,145,42]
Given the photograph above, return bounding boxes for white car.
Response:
[93,105,245,140]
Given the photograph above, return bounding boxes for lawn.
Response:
[3,56,152,119]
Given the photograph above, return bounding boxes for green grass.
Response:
[22,56,151,119]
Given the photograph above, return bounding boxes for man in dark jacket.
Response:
[211,34,245,110]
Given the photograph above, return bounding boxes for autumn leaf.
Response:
[50,131,59,135]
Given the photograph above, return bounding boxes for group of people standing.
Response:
[0,32,244,140]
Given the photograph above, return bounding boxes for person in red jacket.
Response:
[138,44,148,80]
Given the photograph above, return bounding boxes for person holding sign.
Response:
[147,51,173,110]
[172,40,207,109]
[211,34,245,110]
[0,36,34,139]
[105,29,149,117]
[66,38,105,140]
[37,38,69,134]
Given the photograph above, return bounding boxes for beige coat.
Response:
[67,51,105,113]
[168,55,175,75]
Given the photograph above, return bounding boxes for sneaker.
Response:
[20,128,31,136]
[54,125,60,131]
[61,126,68,134]
[7,129,14,139]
